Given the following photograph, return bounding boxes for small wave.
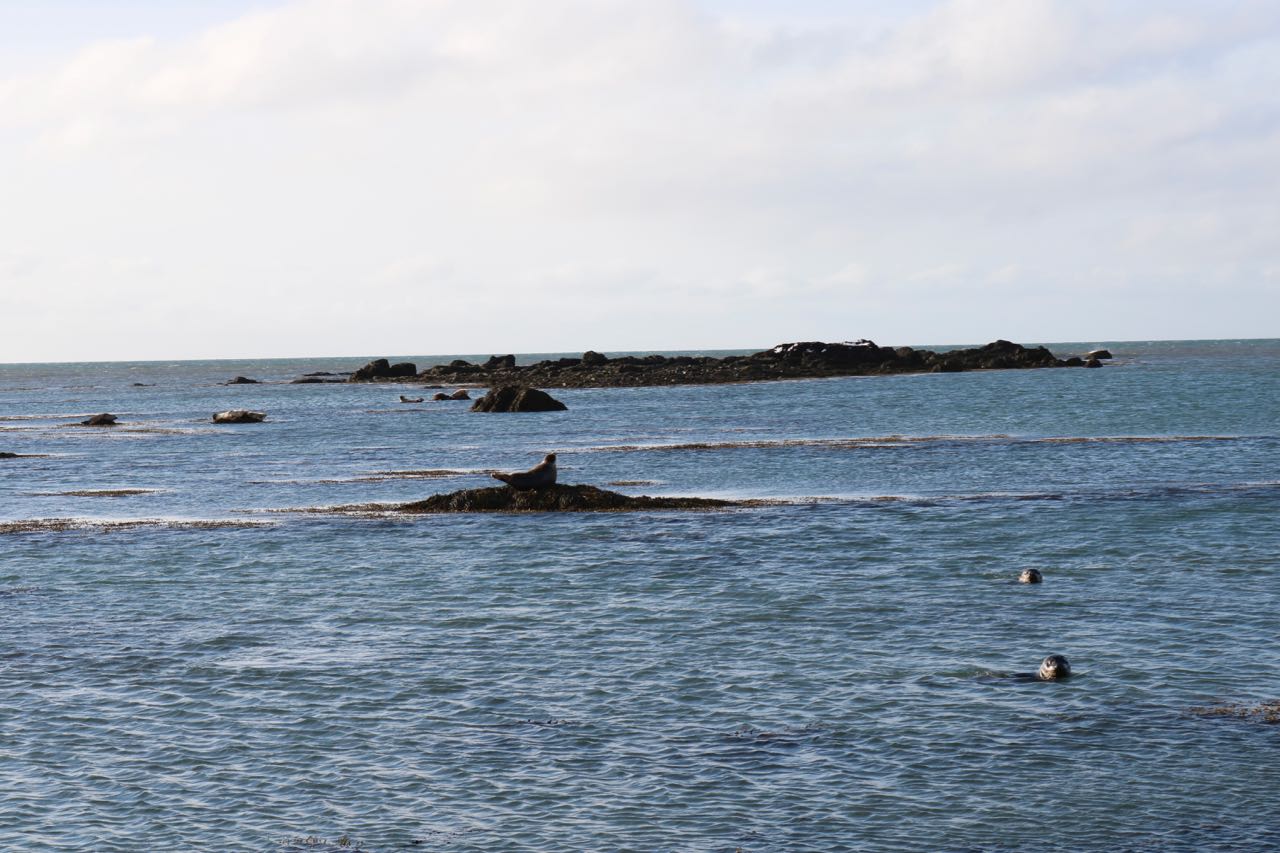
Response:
[578,434,1261,453]
[27,488,164,498]
[248,469,496,485]
[0,517,276,534]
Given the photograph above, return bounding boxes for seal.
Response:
[399,395,424,403]
[491,453,557,491]
[1037,654,1071,680]
[1018,568,1043,584]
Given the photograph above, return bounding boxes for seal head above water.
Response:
[1019,568,1043,584]
[1037,654,1071,681]
[491,453,557,491]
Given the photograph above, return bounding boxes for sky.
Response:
[1,0,1277,362]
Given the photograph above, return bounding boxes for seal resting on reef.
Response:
[491,453,557,491]
[1037,655,1071,680]
[1019,568,1043,584]
[399,395,424,403]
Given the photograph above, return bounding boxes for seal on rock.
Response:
[491,453,557,491]
[1037,655,1071,680]
[1018,568,1043,584]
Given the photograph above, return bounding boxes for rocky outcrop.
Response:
[375,339,1080,389]
[470,386,567,412]
[1087,349,1113,360]
[225,376,260,385]
[448,389,471,400]
[349,358,418,382]
[396,483,737,513]
[81,413,119,426]
[213,410,266,423]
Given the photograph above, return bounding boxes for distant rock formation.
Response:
[213,410,266,423]
[471,386,567,412]
[347,339,1082,388]
[225,376,260,385]
[349,358,418,382]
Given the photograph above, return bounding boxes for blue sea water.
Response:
[1,339,1278,852]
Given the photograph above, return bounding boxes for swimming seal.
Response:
[491,453,557,491]
[1019,568,1043,584]
[1037,655,1071,680]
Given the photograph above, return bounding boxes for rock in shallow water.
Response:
[81,413,118,426]
[470,386,567,412]
[396,483,737,513]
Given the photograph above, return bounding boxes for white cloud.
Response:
[1,0,1278,360]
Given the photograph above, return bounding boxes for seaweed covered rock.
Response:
[396,483,735,513]
[471,386,567,412]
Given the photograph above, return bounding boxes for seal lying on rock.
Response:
[491,453,557,490]
[212,410,266,424]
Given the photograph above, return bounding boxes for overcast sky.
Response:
[2,0,1277,362]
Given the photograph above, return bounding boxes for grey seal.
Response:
[1037,655,1071,680]
[1018,568,1043,584]
[492,453,557,490]
[399,395,424,403]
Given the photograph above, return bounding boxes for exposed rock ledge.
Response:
[348,339,1083,388]
[309,484,756,514]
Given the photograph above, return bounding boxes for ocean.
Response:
[2,339,1278,851]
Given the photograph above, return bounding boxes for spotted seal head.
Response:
[1037,655,1071,680]
[1018,568,1043,584]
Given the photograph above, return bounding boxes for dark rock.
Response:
[1087,349,1113,360]
[350,359,417,381]
[291,377,344,384]
[1063,357,1085,367]
[0,452,18,459]
[484,354,516,370]
[1085,358,1103,368]
[432,392,450,401]
[471,386,567,412]
[226,376,260,385]
[213,410,266,423]
[82,413,118,426]
[396,483,736,513]
[582,350,608,366]
[448,389,471,400]
[131,383,154,387]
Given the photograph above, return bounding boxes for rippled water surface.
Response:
[2,340,1279,851]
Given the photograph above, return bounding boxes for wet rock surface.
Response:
[470,386,567,412]
[395,483,741,513]
[349,339,1079,388]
